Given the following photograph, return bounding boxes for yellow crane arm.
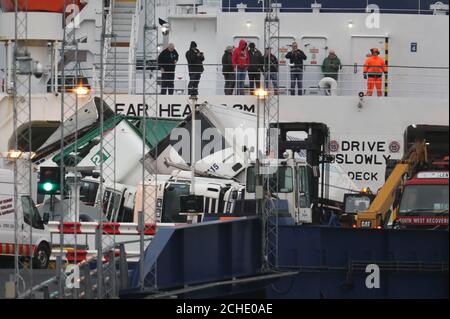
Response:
[356,141,427,228]
[365,163,409,218]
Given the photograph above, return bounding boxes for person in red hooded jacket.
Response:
[232,39,250,95]
[363,48,387,97]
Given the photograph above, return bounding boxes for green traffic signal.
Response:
[43,182,55,192]
[38,167,62,195]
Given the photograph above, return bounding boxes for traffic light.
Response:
[38,167,61,195]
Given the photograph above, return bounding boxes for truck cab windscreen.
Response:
[345,195,372,214]
[399,185,449,214]
[162,184,189,223]
[246,166,294,193]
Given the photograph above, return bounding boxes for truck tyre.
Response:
[33,243,50,269]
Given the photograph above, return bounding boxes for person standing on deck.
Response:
[232,39,250,95]
[248,42,264,95]
[222,46,235,95]
[363,48,387,97]
[186,41,205,97]
[321,50,342,82]
[158,43,179,95]
[263,47,279,94]
[285,42,307,96]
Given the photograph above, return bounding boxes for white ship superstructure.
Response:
[1,0,448,190]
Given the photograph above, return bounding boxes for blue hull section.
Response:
[269,226,448,298]
[127,218,448,299]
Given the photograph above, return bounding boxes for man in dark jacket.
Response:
[222,46,235,95]
[158,43,179,95]
[263,47,279,93]
[285,42,307,95]
[248,42,263,95]
[185,41,205,97]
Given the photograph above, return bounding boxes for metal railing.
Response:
[123,63,450,98]
[152,1,446,15]
[17,241,145,299]
[5,63,447,98]
[219,3,447,15]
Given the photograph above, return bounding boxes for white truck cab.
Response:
[134,171,246,224]
[244,157,315,223]
[0,169,52,268]
[244,151,357,224]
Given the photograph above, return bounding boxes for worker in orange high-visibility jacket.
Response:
[363,48,387,97]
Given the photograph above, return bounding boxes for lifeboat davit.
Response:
[0,0,83,13]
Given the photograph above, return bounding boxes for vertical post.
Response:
[140,0,159,291]
[99,0,118,299]
[95,227,103,297]
[384,37,389,97]
[56,255,63,298]
[107,250,116,298]
[255,96,261,216]
[82,263,92,299]
[13,0,33,297]
[5,40,11,92]
[119,244,129,290]
[49,41,54,94]
[42,286,50,299]
[57,0,83,299]
[138,210,145,290]
[58,3,66,298]
[190,95,198,195]
[54,41,59,94]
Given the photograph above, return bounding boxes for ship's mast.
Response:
[12,0,33,298]
[140,0,159,292]
[262,0,280,271]
[97,0,119,299]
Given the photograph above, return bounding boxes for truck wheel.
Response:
[33,243,50,269]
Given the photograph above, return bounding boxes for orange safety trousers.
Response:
[366,76,383,97]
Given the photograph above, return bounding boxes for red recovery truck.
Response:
[394,162,449,230]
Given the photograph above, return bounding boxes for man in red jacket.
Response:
[232,39,250,95]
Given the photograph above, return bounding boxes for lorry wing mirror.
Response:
[43,212,50,225]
